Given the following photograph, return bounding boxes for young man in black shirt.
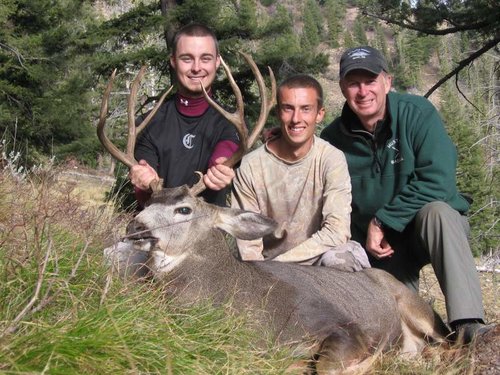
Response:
[129,23,239,207]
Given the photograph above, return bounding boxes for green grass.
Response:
[2,290,288,374]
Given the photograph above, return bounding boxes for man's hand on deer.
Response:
[129,160,160,192]
[203,157,235,191]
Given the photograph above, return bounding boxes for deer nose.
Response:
[126,219,149,239]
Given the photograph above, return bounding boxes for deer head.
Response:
[125,185,277,275]
[97,53,276,195]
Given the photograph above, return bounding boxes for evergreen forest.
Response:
[1,0,498,255]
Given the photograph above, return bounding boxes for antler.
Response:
[189,52,277,195]
[97,66,173,192]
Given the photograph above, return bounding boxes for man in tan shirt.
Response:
[231,74,369,271]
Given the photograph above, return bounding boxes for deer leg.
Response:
[394,285,450,353]
[314,328,374,375]
[368,269,450,354]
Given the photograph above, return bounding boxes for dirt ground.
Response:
[420,262,498,324]
[420,261,499,374]
[472,325,500,374]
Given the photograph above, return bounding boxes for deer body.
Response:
[156,229,400,344]
[125,186,449,371]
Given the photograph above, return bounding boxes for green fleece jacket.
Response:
[320,91,470,244]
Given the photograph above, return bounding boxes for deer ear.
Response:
[216,209,277,240]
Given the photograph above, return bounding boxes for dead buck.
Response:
[99,55,449,373]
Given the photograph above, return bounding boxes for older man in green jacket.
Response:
[321,46,491,344]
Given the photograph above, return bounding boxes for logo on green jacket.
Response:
[387,138,404,165]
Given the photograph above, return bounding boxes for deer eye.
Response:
[174,206,192,215]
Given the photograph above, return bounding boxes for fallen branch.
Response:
[476,266,500,274]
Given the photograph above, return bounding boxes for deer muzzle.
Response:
[126,219,156,242]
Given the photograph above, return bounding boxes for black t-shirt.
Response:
[135,99,239,206]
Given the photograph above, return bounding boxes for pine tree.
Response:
[373,22,390,67]
[324,0,346,48]
[308,0,324,38]
[0,0,100,165]
[353,15,368,45]
[301,1,321,49]
[393,30,438,90]
[437,35,499,255]
[237,0,258,38]
[440,84,492,255]
[359,0,500,96]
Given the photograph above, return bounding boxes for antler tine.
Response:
[200,56,248,155]
[136,85,174,135]
[97,69,136,168]
[125,66,146,162]
[241,52,277,148]
[98,66,171,192]
[190,52,277,197]
[191,55,251,196]
[189,171,206,196]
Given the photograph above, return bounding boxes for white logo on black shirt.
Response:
[183,133,196,149]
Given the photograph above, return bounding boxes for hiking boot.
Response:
[451,321,495,345]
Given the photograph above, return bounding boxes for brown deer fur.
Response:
[123,185,450,373]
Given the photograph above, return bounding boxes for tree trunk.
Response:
[160,0,179,85]
[160,0,179,49]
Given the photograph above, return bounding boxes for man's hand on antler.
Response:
[203,157,235,191]
[129,160,160,192]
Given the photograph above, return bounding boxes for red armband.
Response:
[208,140,239,167]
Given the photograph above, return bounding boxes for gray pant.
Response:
[370,201,485,323]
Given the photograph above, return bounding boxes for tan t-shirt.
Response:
[231,136,352,264]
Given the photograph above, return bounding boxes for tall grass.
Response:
[0,166,491,374]
[0,168,293,374]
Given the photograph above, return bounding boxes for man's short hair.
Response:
[171,23,219,56]
[278,74,324,108]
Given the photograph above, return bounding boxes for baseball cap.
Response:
[339,46,388,79]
